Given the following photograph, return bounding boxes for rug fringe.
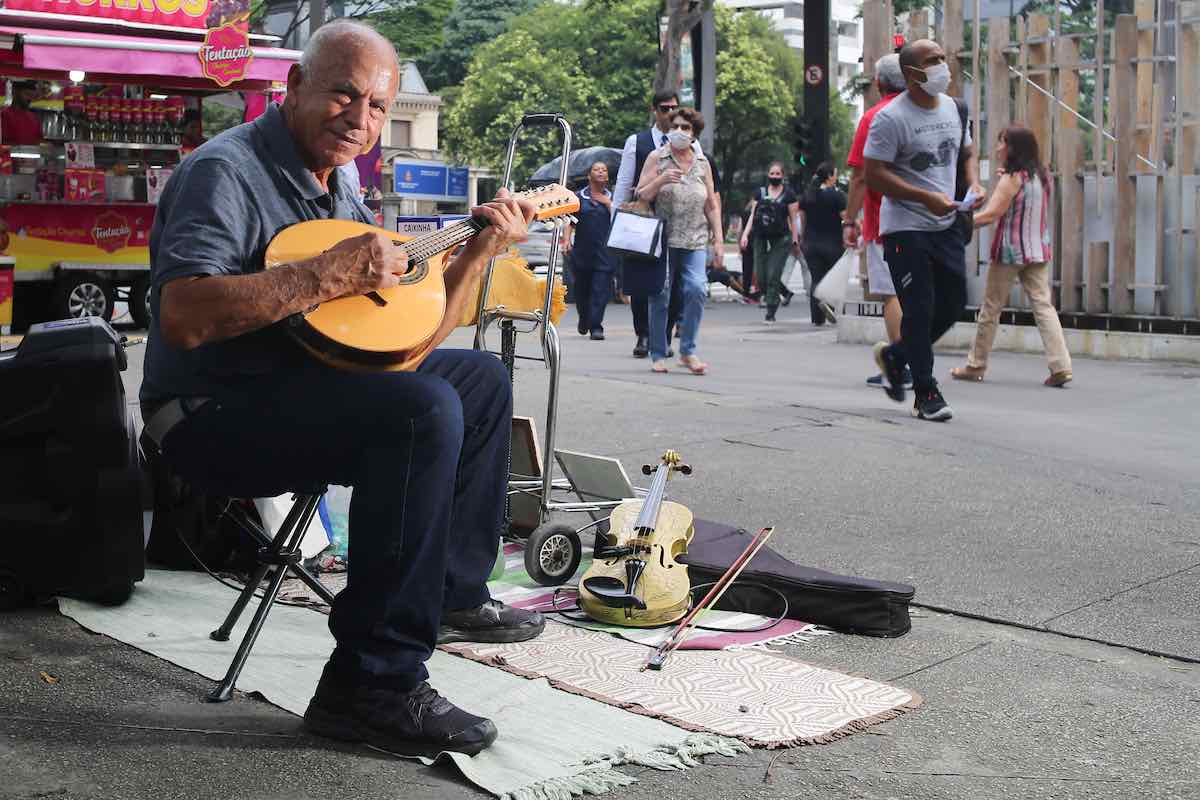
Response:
[499,734,749,800]
[499,768,636,800]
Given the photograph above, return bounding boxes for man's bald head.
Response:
[299,20,399,76]
[898,39,947,94]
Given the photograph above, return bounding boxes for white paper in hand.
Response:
[957,190,978,212]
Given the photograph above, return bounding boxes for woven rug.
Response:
[442,622,920,748]
[58,571,748,800]
[282,541,828,652]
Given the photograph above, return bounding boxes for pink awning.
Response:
[0,25,299,86]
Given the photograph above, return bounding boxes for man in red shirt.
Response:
[1,81,43,146]
[844,55,911,389]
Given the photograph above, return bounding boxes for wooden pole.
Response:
[1111,14,1138,314]
[862,0,891,109]
[986,18,1011,179]
[1134,0,1156,173]
[1026,15,1052,156]
[1015,15,1028,119]
[1181,16,1198,174]
[1057,38,1085,312]
[944,0,964,97]
[1087,241,1110,312]
[309,0,325,39]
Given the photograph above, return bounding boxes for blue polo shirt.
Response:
[140,104,373,416]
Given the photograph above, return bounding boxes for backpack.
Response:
[753,187,786,238]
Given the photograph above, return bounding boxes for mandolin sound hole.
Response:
[396,260,428,285]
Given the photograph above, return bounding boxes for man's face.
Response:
[652,96,679,131]
[905,42,947,88]
[285,41,397,170]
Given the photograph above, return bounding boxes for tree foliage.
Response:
[373,0,455,61]
[443,28,605,181]
[419,0,544,91]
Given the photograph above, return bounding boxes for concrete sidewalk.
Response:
[3,297,1199,800]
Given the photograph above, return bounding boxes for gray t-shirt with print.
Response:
[863,92,970,235]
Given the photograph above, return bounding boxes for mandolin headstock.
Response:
[514,183,581,222]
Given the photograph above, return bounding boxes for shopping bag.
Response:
[813,250,853,308]
[606,207,664,261]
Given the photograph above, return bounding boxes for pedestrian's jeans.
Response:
[649,247,706,361]
[968,261,1072,374]
[156,349,511,691]
[573,267,614,334]
[753,234,792,308]
[881,227,967,393]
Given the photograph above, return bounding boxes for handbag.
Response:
[606,200,664,262]
[952,97,974,241]
[813,249,853,309]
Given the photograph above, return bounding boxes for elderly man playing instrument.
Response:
[139,20,544,757]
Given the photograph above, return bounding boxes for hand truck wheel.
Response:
[524,522,582,586]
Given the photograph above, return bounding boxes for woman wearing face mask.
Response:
[950,124,1071,387]
[636,107,723,374]
[740,161,800,322]
[798,162,848,326]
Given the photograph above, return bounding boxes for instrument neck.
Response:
[401,217,486,267]
[634,463,671,536]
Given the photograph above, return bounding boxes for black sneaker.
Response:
[872,342,907,403]
[819,301,838,324]
[764,308,776,323]
[589,329,605,340]
[632,336,648,358]
[867,367,914,389]
[304,675,498,757]
[438,599,545,645]
[781,289,793,307]
[912,387,954,421]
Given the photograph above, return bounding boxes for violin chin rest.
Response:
[581,576,649,610]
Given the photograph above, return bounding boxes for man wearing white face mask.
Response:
[864,39,984,422]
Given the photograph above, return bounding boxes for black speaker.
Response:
[0,317,147,608]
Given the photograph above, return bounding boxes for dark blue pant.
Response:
[881,228,967,393]
[573,268,613,333]
[158,349,511,690]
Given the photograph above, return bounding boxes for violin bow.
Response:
[643,526,776,671]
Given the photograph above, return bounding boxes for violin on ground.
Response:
[577,450,693,627]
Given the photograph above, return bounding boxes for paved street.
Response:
[3,294,1200,800]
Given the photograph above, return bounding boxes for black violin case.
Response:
[680,519,915,637]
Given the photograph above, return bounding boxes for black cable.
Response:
[172,500,323,610]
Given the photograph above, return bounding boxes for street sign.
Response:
[393,161,470,202]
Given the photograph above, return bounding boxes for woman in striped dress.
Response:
[951,124,1073,387]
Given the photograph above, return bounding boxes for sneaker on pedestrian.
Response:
[304,672,498,758]
[867,366,914,389]
[872,342,907,403]
[438,598,545,645]
[912,386,953,421]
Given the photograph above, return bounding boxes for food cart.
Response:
[0,0,300,328]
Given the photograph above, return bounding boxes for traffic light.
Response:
[792,117,813,167]
[893,34,905,53]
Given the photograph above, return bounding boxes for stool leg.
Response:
[206,494,322,702]
[210,562,270,643]
[206,563,291,703]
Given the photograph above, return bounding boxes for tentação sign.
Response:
[198,22,253,87]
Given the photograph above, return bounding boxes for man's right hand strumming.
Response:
[318,231,408,298]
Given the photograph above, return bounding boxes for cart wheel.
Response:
[130,275,153,329]
[53,274,114,321]
[524,523,582,586]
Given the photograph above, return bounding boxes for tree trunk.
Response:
[654,0,713,96]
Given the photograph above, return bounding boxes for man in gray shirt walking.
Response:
[865,39,984,421]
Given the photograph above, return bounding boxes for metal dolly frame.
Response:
[472,113,629,587]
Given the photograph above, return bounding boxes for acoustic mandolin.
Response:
[263,184,579,371]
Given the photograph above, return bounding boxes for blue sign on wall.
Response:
[446,167,469,200]
[393,160,470,202]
